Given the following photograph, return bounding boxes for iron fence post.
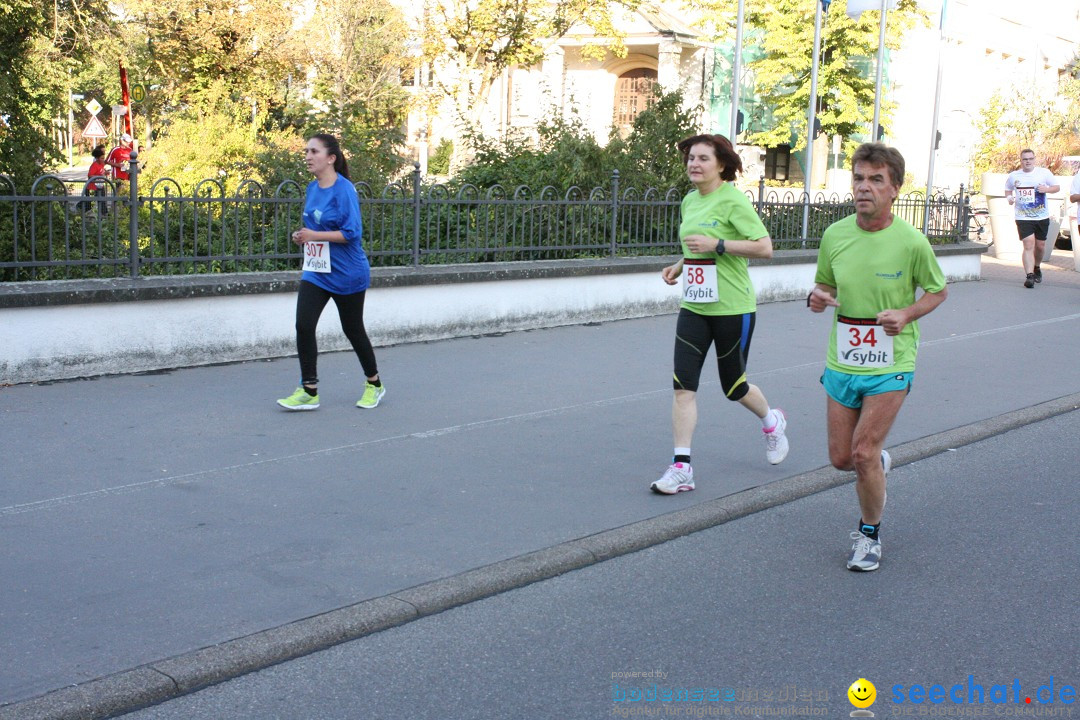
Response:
[412,162,421,267]
[610,170,620,258]
[128,150,139,278]
[757,177,765,213]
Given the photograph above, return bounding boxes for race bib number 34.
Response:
[682,259,718,303]
[303,241,332,273]
[837,315,894,369]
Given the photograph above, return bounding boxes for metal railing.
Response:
[0,155,969,282]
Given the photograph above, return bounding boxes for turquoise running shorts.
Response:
[821,367,914,409]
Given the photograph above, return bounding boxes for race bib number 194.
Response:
[837,315,894,369]
[303,241,331,273]
[682,259,718,303]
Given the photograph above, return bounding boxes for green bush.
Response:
[606,87,698,193]
[141,107,305,197]
[453,88,698,194]
[455,113,609,191]
[428,139,453,176]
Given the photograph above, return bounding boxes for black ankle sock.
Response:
[303,386,317,396]
[369,378,381,388]
[674,454,691,465]
[859,520,880,540]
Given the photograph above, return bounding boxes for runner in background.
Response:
[1004,149,1059,288]
[1068,161,1080,247]
[651,133,789,495]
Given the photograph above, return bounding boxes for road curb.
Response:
[4,392,1078,720]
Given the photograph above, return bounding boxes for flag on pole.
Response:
[846,0,897,20]
[119,60,133,136]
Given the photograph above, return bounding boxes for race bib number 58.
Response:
[682,259,718,303]
[303,241,331,273]
[837,315,894,369]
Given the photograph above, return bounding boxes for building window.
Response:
[612,68,658,137]
[765,145,791,181]
[402,64,433,88]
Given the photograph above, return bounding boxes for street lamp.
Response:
[802,0,829,240]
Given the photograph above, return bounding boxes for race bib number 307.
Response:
[682,259,718,303]
[303,241,331,273]
[837,315,894,369]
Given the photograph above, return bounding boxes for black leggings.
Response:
[295,280,378,386]
[672,308,755,399]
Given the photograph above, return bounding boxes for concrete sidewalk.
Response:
[980,243,1080,286]
[3,259,1080,719]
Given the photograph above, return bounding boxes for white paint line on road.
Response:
[1,392,663,516]
[921,312,1080,345]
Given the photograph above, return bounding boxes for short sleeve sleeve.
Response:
[727,192,769,240]
[912,238,947,294]
[815,230,836,287]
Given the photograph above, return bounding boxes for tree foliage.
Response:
[115,0,306,130]
[971,78,1080,177]
[139,83,305,195]
[106,0,413,184]
[455,88,698,192]
[693,0,925,150]
[421,0,634,133]
[304,0,413,180]
[1,0,112,185]
[308,0,413,131]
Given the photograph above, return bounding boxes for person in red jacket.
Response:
[106,133,133,183]
[87,145,110,191]
[84,145,111,216]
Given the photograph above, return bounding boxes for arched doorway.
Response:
[612,68,658,137]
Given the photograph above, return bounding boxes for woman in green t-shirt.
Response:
[651,134,790,495]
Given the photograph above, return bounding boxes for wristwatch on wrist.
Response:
[715,239,726,255]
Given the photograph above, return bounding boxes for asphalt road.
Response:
[3,259,1080,718]
[118,410,1080,719]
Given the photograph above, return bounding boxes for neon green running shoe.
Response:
[356,382,385,409]
[277,387,320,411]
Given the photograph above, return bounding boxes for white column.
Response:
[542,46,565,112]
[657,40,682,93]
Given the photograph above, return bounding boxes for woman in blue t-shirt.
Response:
[277,133,384,411]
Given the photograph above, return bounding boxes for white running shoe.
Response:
[847,530,882,572]
[763,409,789,465]
[651,462,695,494]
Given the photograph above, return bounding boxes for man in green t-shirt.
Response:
[807,143,948,572]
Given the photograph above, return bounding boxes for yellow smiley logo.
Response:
[848,678,877,709]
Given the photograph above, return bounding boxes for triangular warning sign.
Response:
[82,115,108,139]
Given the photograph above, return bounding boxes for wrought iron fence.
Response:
[0,155,969,282]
